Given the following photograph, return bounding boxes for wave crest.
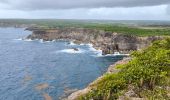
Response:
[57,48,84,54]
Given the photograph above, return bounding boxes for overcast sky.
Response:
[0,0,170,20]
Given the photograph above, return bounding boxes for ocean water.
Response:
[0,27,124,100]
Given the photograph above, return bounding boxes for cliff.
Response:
[27,27,165,55]
[68,38,170,100]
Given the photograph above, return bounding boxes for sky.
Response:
[0,0,170,20]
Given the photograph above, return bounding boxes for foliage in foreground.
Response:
[79,38,170,100]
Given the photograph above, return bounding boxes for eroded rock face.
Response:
[27,27,165,55]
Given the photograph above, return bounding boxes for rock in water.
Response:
[43,93,52,100]
[35,83,49,91]
[72,48,79,51]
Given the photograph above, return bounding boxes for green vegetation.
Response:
[79,38,170,100]
[0,19,170,36]
[82,24,170,36]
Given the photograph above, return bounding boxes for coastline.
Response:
[25,27,167,100]
[26,27,166,55]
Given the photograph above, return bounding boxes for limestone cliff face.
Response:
[27,27,165,55]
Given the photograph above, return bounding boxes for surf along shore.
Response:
[26,27,168,100]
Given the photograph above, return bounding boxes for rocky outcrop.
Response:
[27,27,165,55]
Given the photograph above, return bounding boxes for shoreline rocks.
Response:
[26,27,165,55]
[72,48,79,51]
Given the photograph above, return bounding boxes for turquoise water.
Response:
[0,27,123,100]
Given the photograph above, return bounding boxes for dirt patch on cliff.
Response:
[107,57,131,73]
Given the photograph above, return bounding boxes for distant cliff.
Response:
[27,27,165,55]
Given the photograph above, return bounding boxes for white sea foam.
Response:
[39,39,44,43]
[38,39,52,43]
[68,41,90,46]
[57,48,84,54]
[69,41,76,46]
[13,38,23,41]
[88,44,96,51]
[112,52,130,56]
[87,44,129,57]
[87,44,103,57]
[13,38,36,42]
[101,52,130,57]
[39,39,58,43]
[80,43,87,46]
[23,39,34,42]
[52,40,56,42]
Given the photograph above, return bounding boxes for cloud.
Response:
[0,0,169,20]
[1,0,170,10]
[0,5,169,20]
[0,0,10,4]
[167,5,170,15]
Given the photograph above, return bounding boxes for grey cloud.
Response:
[0,0,9,3]
[167,5,170,15]
[1,0,170,10]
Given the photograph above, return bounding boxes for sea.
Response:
[0,27,124,100]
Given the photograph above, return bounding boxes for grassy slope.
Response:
[79,38,170,100]
[82,24,170,36]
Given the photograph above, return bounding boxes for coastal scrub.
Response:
[79,38,170,100]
